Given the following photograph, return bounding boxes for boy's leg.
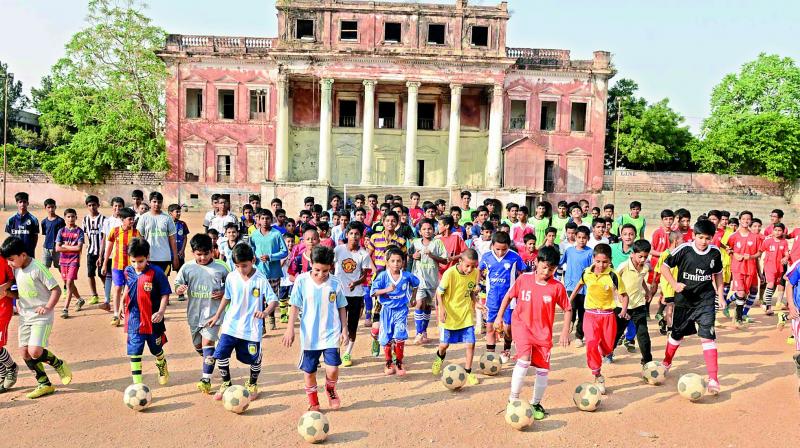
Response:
[301,352,322,411]
[343,297,362,364]
[582,312,602,376]
[87,256,99,298]
[414,294,425,339]
[145,333,168,385]
[763,280,775,314]
[432,340,449,375]
[197,331,217,393]
[663,306,688,370]
[363,289,373,326]
[322,349,342,408]
[612,308,627,351]
[624,320,636,345]
[742,285,758,318]
[392,311,408,373]
[246,350,263,398]
[632,307,652,364]
[23,344,54,398]
[69,278,84,311]
[102,260,113,308]
[572,294,586,341]
[792,318,800,391]
[509,356,531,401]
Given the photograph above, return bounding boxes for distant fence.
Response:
[603,170,785,197]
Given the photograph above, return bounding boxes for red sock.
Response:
[325,378,336,391]
[371,327,380,340]
[663,337,681,366]
[384,343,393,364]
[305,386,319,407]
[394,340,405,364]
[701,339,719,382]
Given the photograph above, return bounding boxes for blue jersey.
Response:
[559,246,594,293]
[174,220,189,253]
[5,212,39,257]
[371,270,419,312]
[289,272,348,350]
[41,216,66,250]
[479,250,527,305]
[221,269,277,342]
[786,260,800,309]
[249,228,288,279]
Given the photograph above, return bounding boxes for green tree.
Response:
[692,53,800,180]
[37,0,168,184]
[0,61,30,134]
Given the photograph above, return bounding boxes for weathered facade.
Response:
[158,0,614,205]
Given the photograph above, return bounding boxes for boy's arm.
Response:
[271,236,288,261]
[617,292,629,318]
[169,235,179,269]
[713,272,726,311]
[281,305,300,347]
[494,289,513,327]
[207,297,230,328]
[37,285,62,315]
[338,306,348,344]
[567,280,583,302]
[559,307,573,347]
[152,294,169,323]
[435,290,446,323]
[660,262,683,292]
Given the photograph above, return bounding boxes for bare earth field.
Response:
[1,209,798,448]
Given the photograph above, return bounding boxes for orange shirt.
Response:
[107,227,140,270]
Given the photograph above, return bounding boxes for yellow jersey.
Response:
[580,266,626,310]
[437,265,478,330]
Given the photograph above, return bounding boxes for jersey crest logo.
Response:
[543,295,552,303]
[709,259,715,269]
[248,343,257,355]
[747,241,753,246]
[329,292,336,303]
[468,281,476,289]
[252,288,260,298]
[503,263,511,270]
[143,282,152,292]
[341,258,357,274]
[736,242,741,248]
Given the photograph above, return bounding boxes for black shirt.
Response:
[663,242,722,304]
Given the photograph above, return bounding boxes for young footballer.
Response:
[333,223,370,367]
[612,240,652,365]
[55,208,85,318]
[410,219,447,344]
[105,208,139,327]
[0,252,17,393]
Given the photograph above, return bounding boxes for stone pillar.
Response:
[318,78,334,184]
[446,83,463,186]
[485,83,504,188]
[404,81,421,186]
[274,76,289,181]
[360,79,377,185]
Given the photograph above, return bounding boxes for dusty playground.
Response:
[0,209,798,448]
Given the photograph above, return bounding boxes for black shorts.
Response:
[671,302,715,340]
[345,296,364,340]
[664,296,675,304]
[87,254,100,277]
[151,260,172,276]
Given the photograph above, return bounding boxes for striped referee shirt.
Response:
[83,213,107,256]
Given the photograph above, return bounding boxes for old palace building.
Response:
[158,0,614,206]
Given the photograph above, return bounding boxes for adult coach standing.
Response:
[136,192,179,274]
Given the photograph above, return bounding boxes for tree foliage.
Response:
[692,53,800,180]
[0,61,30,132]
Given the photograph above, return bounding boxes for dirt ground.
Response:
[1,208,798,448]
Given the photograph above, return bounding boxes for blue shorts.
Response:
[213,333,262,365]
[379,307,408,346]
[441,326,476,344]
[127,331,167,356]
[112,269,126,287]
[299,348,341,374]
[487,305,513,326]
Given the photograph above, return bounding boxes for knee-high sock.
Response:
[371,327,380,341]
[656,302,666,316]
[663,337,681,366]
[701,339,719,382]
[248,361,261,384]
[40,350,62,368]
[742,292,757,316]
[503,336,512,352]
[104,275,112,303]
[531,368,549,405]
[364,290,373,314]
[509,359,530,400]
[394,340,405,364]
[414,310,424,335]
[0,347,16,370]
[306,385,320,407]
[279,299,289,317]
[384,342,393,365]
[217,358,231,382]
[723,285,731,304]
[763,287,775,307]
[130,355,143,384]
[201,346,216,380]
[422,313,431,333]
[735,295,745,320]
[625,320,636,342]
[25,358,50,385]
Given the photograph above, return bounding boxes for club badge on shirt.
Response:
[329,292,336,303]
[543,295,552,303]
[252,288,260,298]
[143,282,152,292]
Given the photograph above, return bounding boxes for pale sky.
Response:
[1,0,798,133]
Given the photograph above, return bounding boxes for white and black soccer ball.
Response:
[572,382,602,411]
[504,399,533,430]
[479,352,501,376]
[222,385,251,413]
[642,361,667,385]
[297,410,330,443]
[123,383,152,411]
[441,364,467,390]
[677,373,706,402]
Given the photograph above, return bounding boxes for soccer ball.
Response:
[677,373,706,402]
[297,411,330,443]
[123,383,152,411]
[504,400,533,430]
[642,361,667,385]
[222,385,251,413]
[441,364,467,390]
[479,353,502,376]
[572,382,602,411]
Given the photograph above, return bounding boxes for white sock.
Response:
[531,368,549,405]
[509,359,530,400]
[346,340,355,355]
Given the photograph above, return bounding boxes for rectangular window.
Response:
[427,24,445,45]
[218,89,235,120]
[540,101,557,131]
[544,160,555,193]
[471,26,488,47]
[384,22,401,43]
[249,90,267,120]
[338,100,357,127]
[296,19,314,40]
[418,103,435,130]
[186,89,203,119]
[571,102,587,132]
[417,160,425,186]
[340,20,358,40]
[378,101,396,129]
[510,100,527,130]
[216,155,231,183]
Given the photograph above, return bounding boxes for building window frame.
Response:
[426,23,446,46]
[469,25,489,47]
[340,20,359,41]
[383,21,402,44]
[295,18,315,41]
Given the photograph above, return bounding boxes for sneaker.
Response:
[87,295,100,305]
[197,379,212,394]
[60,308,69,319]
[531,403,547,420]
[244,380,259,400]
[466,372,479,386]
[742,315,754,324]
[594,375,607,395]
[98,302,111,312]
[396,363,406,376]
[384,364,396,375]
[3,363,18,390]
[155,359,169,385]
[280,314,289,324]
[722,307,731,319]
[624,340,636,353]
[735,320,748,330]
[371,339,380,357]
[326,387,341,410]
[654,312,664,323]
[778,313,789,329]
[573,338,584,348]
[75,298,86,311]
[177,295,186,302]
[308,403,321,412]
[431,357,443,376]
[26,383,55,399]
[603,354,614,364]
[500,350,511,364]
[111,316,120,327]
[342,353,353,367]
[0,383,5,393]
[54,360,72,385]
[658,318,668,335]
[413,333,424,345]
[788,335,796,345]
[364,317,372,328]
[214,381,231,401]
[706,379,720,395]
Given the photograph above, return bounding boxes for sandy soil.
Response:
[1,208,798,448]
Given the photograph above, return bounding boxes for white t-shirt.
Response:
[586,235,609,249]
[333,245,370,296]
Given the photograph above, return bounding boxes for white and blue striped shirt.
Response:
[289,272,347,350]
[221,269,278,342]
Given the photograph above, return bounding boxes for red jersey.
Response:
[680,228,694,243]
[437,234,467,276]
[728,231,762,275]
[651,227,670,255]
[789,228,800,263]
[519,249,538,272]
[760,236,789,274]
[0,255,14,309]
[408,207,424,225]
[509,274,570,347]
[712,228,726,248]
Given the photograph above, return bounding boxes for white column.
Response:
[360,79,376,185]
[274,75,289,181]
[404,81,421,186]
[485,83,504,188]
[318,78,334,184]
[446,83,463,186]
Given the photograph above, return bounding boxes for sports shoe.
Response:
[75,298,86,311]
[384,364,396,375]
[531,403,546,420]
[308,403,321,412]
[413,333,424,345]
[500,350,511,364]
[54,360,72,385]
[778,312,789,329]
[60,308,69,319]
[788,335,796,345]
[573,338,584,348]
[326,386,341,410]
[342,353,353,367]
[214,381,231,401]
[594,375,607,395]
[26,383,55,399]
[371,339,380,357]
[111,316,120,327]
[431,357,443,376]
[87,295,100,305]
[244,380,259,400]
[658,318,668,335]
[466,372,479,386]
[735,320,748,330]
[177,295,186,302]
[280,314,289,324]
[603,354,614,364]
[624,340,636,353]
[3,363,18,390]
[155,359,169,385]
[98,302,111,311]
[395,363,406,376]
[706,379,720,395]
[722,307,731,319]
[197,379,212,394]
[742,315,754,324]
[654,312,664,323]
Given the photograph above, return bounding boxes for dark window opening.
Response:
[340,21,358,40]
[296,19,314,40]
[216,155,231,183]
[471,26,488,47]
[186,88,203,119]
[250,90,267,120]
[189,194,199,200]
[384,22,401,42]
[417,160,425,186]
[218,89,235,120]
[540,101,557,131]
[571,102,587,132]
[418,103,435,130]
[544,160,555,193]
[339,100,357,127]
[510,100,526,129]
[378,101,396,129]
[427,24,445,45]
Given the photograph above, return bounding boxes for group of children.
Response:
[0,190,798,419]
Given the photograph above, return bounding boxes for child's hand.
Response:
[175,284,188,295]
[206,316,219,328]
[789,309,799,320]
[438,309,446,324]
[348,281,358,291]
[35,306,51,315]
[254,310,266,319]
[475,302,487,312]
[387,283,396,292]
[674,283,686,293]
[340,330,349,346]
[96,257,103,269]
[151,311,164,323]
[260,255,269,262]
[282,329,295,347]
[558,329,571,348]
[618,310,630,320]
[493,319,504,332]
[211,290,224,300]
[733,253,743,261]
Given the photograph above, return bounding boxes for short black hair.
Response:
[481,221,495,232]
[565,221,578,231]
[64,208,77,216]
[592,218,605,228]
[131,189,144,199]
[345,222,364,235]
[118,207,135,219]
[128,238,150,258]
[1,237,27,258]
[629,201,642,209]
[491,231,511,246]
[385,246,405,263]
[211,193,221,202]
[242,204,254,212]
[752,218,762,226]
[545,226,557,236]
[312,204,323,214]
[620,223,637,234]
[317,221,330,232]
[206,228,220,239]
[44,198,56,208]
[739,210,753,219]
[774,222,786,231]
[523,233,536,243]
[149,191,163,202]
[224,222,239,232]
[603,204,614,211]
[460,190,471,199]
[382,211,399,222]
[418,218,436,230]
[537,246,560,266]
[461,248,479,261]
[85,195,100,205]
[190,233,213,252]
[675,208,691,220]
[310,245,335,266]
[168,203,181,213]
[304,196,315,205]
[632,239,651,254]
[661,209,675,219]
[593,243,612,259]
[771,209,784,219]
[576,225,591,237]
[111,197,125,207]
[438,215,454,228]
[232,243,255,263]
[693,219,716,237]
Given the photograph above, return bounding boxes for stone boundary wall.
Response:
[602,169,785,197]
